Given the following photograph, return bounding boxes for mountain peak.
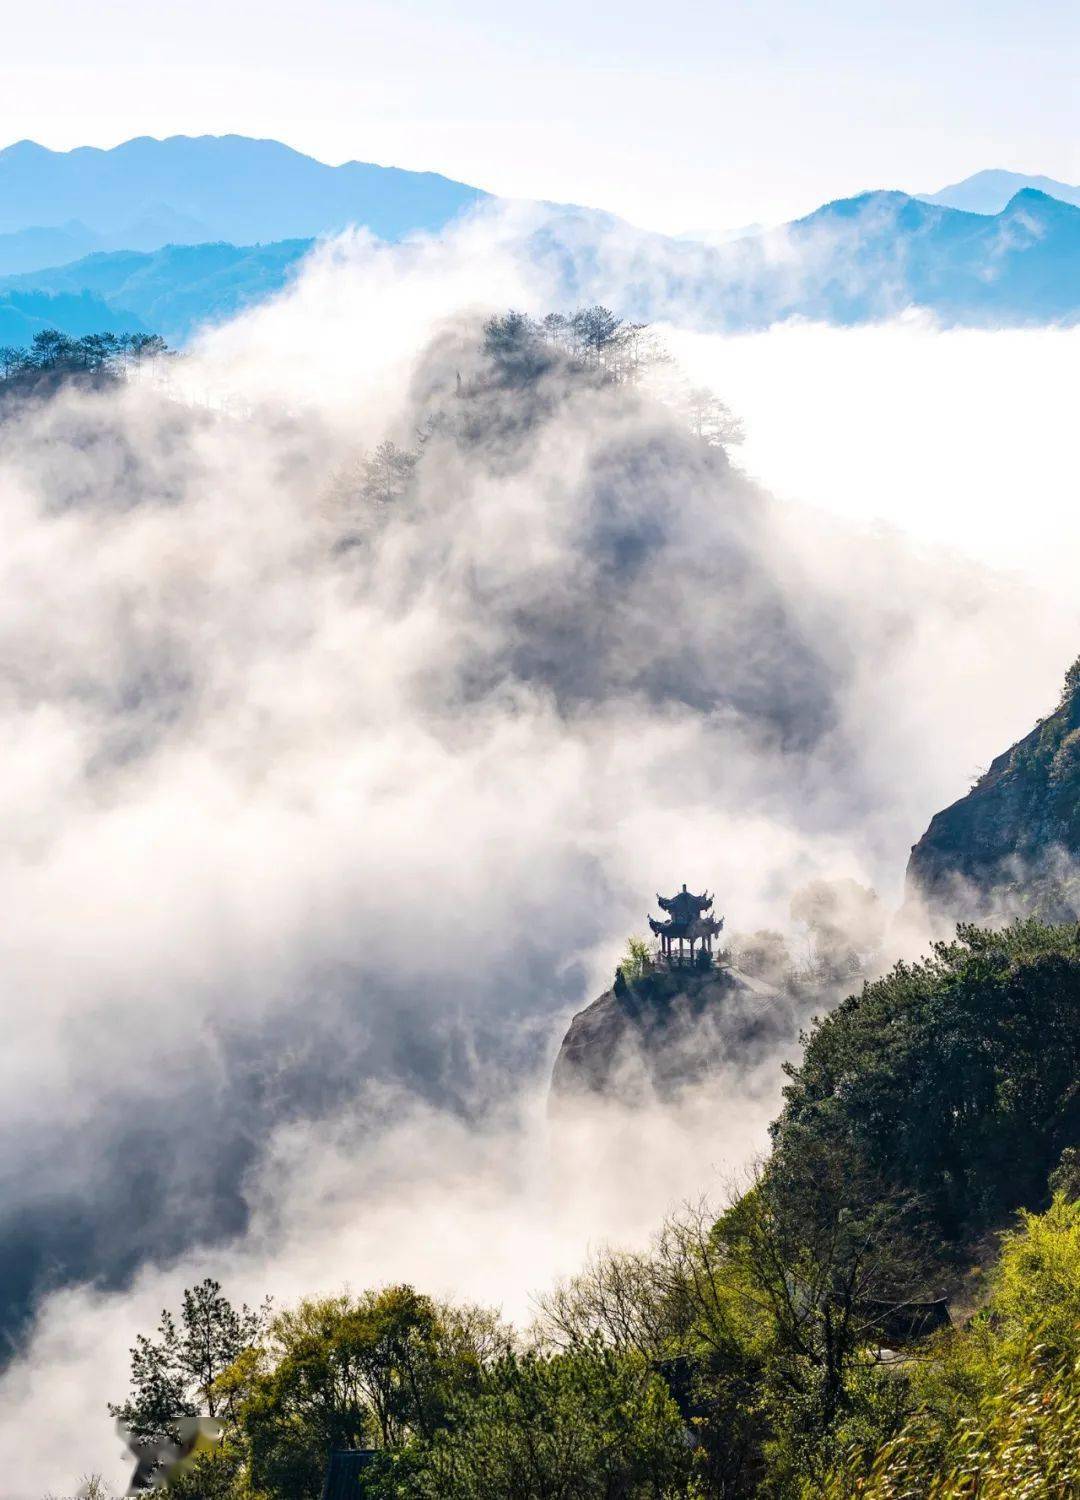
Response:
[1001,186,1078,214]
[922,168,1080,215]
[0,139,53,159]
[0,133,487,247]
[793,188,944,232]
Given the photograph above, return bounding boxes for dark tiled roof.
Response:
[320,1450,378,1500]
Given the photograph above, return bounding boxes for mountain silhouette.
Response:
[754,186,1080,324]
[532,187,1080,331]
[0,287,146,346]
[0,135,487,250]
[0,241,312,341]
[921,168,1080,215]
[4,138,1080,343]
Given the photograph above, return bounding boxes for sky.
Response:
[2,0,1078,233]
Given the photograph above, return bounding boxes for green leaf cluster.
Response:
[102,921,1080,1499]
[774,920,1080,1243]
[825,1197,1080,1496]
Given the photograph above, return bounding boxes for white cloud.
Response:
[0,218,1077,1496]
[668,316,1080,590]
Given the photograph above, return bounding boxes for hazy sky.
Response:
[2,0,1077,233]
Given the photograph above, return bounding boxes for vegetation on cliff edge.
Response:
[89,918,1080,1499]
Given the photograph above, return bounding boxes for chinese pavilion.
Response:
[648,885,724,967]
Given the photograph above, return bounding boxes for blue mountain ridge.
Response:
[0,288,146,347]
[0,240,313,343]
[2,134,1080,343]
[766,186,1080,324]
[524,187,1080,332]
[0,134,487,252]
[921,168,1080,215]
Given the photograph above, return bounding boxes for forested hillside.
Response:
[7,0,1079,1491]
[98,917,1080,1499]
[0,288,145,346]
[0,327,168,400]
[0,241,311,342]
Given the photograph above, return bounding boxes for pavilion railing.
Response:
[652,947,716,969]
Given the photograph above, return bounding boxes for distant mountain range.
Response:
[520,187,1080,333]
[0,288,146,347]
[920,168,1080,215]
[0,240,311,343]
[711,186,1080,327]
[0,135,486,268]
[2,137,1079,345]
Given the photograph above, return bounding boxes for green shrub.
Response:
[401,1347,693,1499]
[618,936,653,985]
[825,1199,1080,1497]
[773,921,1080,1245]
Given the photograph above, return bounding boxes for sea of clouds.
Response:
[1,208,1078,1495]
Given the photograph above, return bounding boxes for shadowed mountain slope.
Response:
[0,240,312,342]
[652,188,1080,329]
[0,287,146,346]
[907,660,1080,923]
[551,964,790,1105]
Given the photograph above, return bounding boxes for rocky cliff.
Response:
[907,659,1080,922]
[550,962,790,1106]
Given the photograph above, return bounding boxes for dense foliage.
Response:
[395,1347,692,1498]
[94,919,1080,1499]
[773,919,1080,1243]
[1004,660,1080,863]
[108,1279,268,1442]
[825,1195,1080,1496]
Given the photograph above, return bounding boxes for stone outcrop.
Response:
[550,962,790,1106]
[907,663,1080,923]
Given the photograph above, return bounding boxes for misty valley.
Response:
[3,153,1080,1500]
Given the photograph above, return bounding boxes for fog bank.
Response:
[0,216,1077,1495]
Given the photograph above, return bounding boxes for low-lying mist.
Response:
[666,317,1080,590]
[1,212,1077,1496]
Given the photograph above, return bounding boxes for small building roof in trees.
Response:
[321,1451,377,1499]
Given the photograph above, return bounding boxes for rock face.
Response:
[550,963,790,1106]
[907,666,1080,923]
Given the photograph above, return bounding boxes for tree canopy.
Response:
[0,328,170,402]
[773,919,1080,1245]
[98,919,1080,1500]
